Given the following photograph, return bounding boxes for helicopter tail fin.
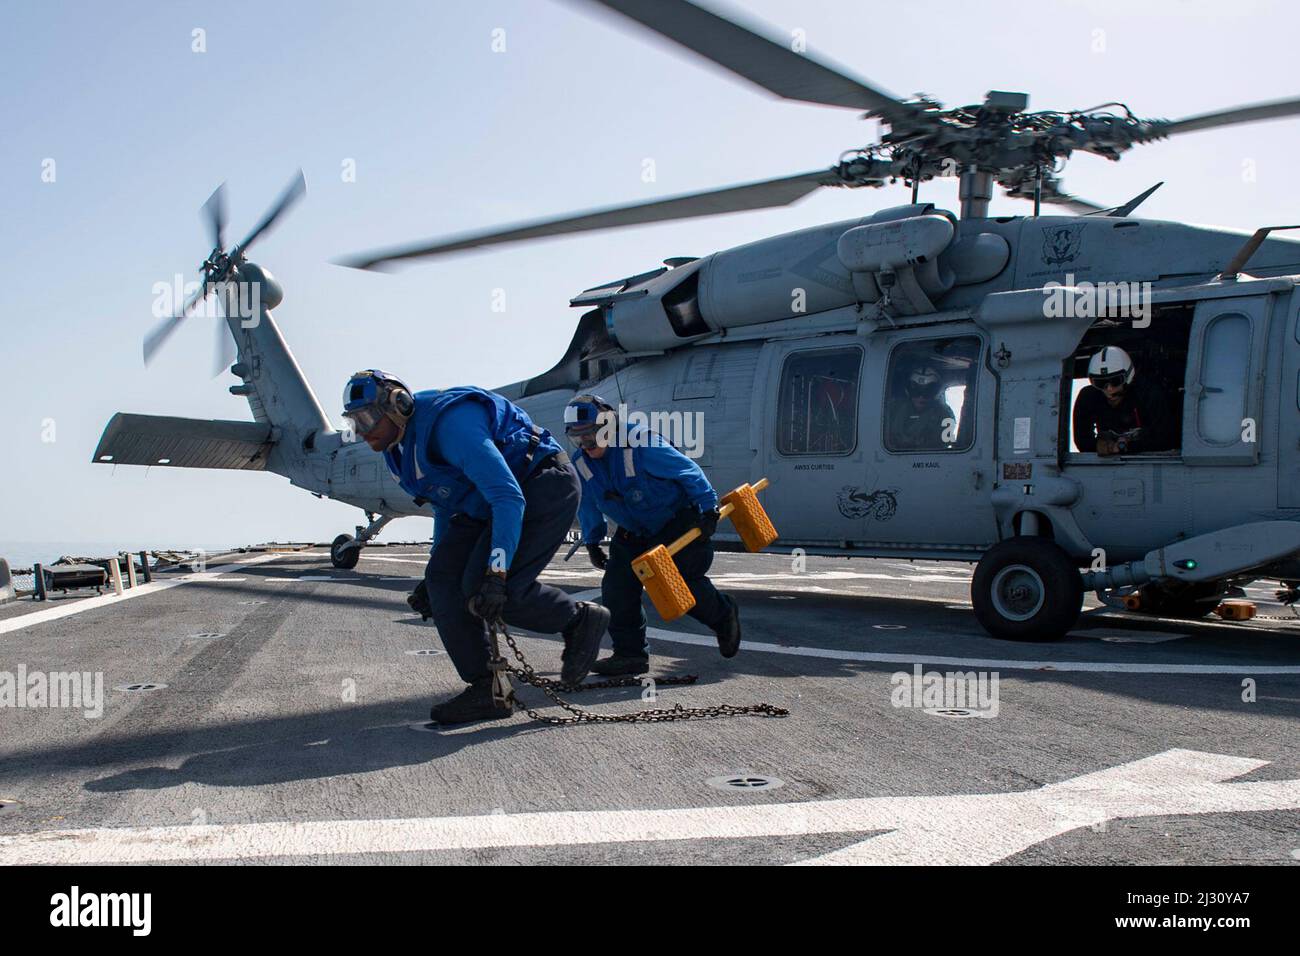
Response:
[222,295,334,440]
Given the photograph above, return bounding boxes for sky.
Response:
[3,0,1299,561]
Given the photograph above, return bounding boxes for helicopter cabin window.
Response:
[1197,313,1252,444]
[776,347,861,456]
[883,337,981,453]
[1065,303,1191,456]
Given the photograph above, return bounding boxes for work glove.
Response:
[586,544,608,570]
[468,571,508,623]
[697,508,721,539]
[407,580,433,620]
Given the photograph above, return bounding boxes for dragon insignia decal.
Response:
[1041,224,1085,266]
[837,485,899,521]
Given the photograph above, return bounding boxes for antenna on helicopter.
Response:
[144,171,306,373]
[1219,225,1300,281]
[338,0,1300,271]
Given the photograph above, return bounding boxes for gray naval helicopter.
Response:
[98,0,1300,641]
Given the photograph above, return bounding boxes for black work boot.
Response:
[429,677,512,725]
[590,654,650,677]
[713,593,741,658]
[561,602,611,684]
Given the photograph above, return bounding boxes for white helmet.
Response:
[1087,346,1135,386]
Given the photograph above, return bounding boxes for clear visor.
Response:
[345,405,387,436]
[567,426,601,450]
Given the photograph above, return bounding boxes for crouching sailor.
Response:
[564,394,740,676]
[342,370,610,724]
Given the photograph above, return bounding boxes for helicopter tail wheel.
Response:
[330,534,361,570]
[972,537,1083,641]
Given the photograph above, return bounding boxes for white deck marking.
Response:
[559,589,1300,674]
[0,750,1293,865]
[711,570,972,585]
[0,555,284,636]
[1076,628,1188,644]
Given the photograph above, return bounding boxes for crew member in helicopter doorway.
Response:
[1073,347,1177,456]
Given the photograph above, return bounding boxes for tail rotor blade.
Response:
[142,277,211,365]
[202,182,228,251]
[237,170,306,252]
[143,314,185,365]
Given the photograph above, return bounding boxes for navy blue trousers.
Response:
[602,515,728,659]
[423,458,581,683]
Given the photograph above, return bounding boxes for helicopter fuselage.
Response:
[495,206,1300,587]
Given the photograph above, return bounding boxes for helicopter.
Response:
[97,0,1300,641]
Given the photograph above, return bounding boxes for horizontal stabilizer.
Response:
[92,413,274,471]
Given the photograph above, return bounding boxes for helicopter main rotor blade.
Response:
[1003,175,1107,216]
[142,277,213,365]
[1040,189,1107,215]
[201,182,227,251]
[236,170,306,253]
[568,0,919,120]
[339,168,842,270]
[1158,96,1300,137]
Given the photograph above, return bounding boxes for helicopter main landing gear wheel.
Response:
[331,534,361,570]
[972,537,1083,641]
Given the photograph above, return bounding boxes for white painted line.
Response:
[0,749,1294,865]
[711,570,971,586]
[641,627,1300,674]
[360,556,429,565]
[556,589,1300,674]
[0,554,285,636]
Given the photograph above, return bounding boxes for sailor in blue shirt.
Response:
[342,371,610,724]
[564,395,740,675]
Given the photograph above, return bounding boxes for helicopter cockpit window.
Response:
[883,337,980,453]
[776,347,861,456]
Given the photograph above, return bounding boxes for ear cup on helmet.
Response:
[390,388,414,419]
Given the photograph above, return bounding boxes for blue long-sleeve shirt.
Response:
[429,401,527,568]
[576,428,717,543]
